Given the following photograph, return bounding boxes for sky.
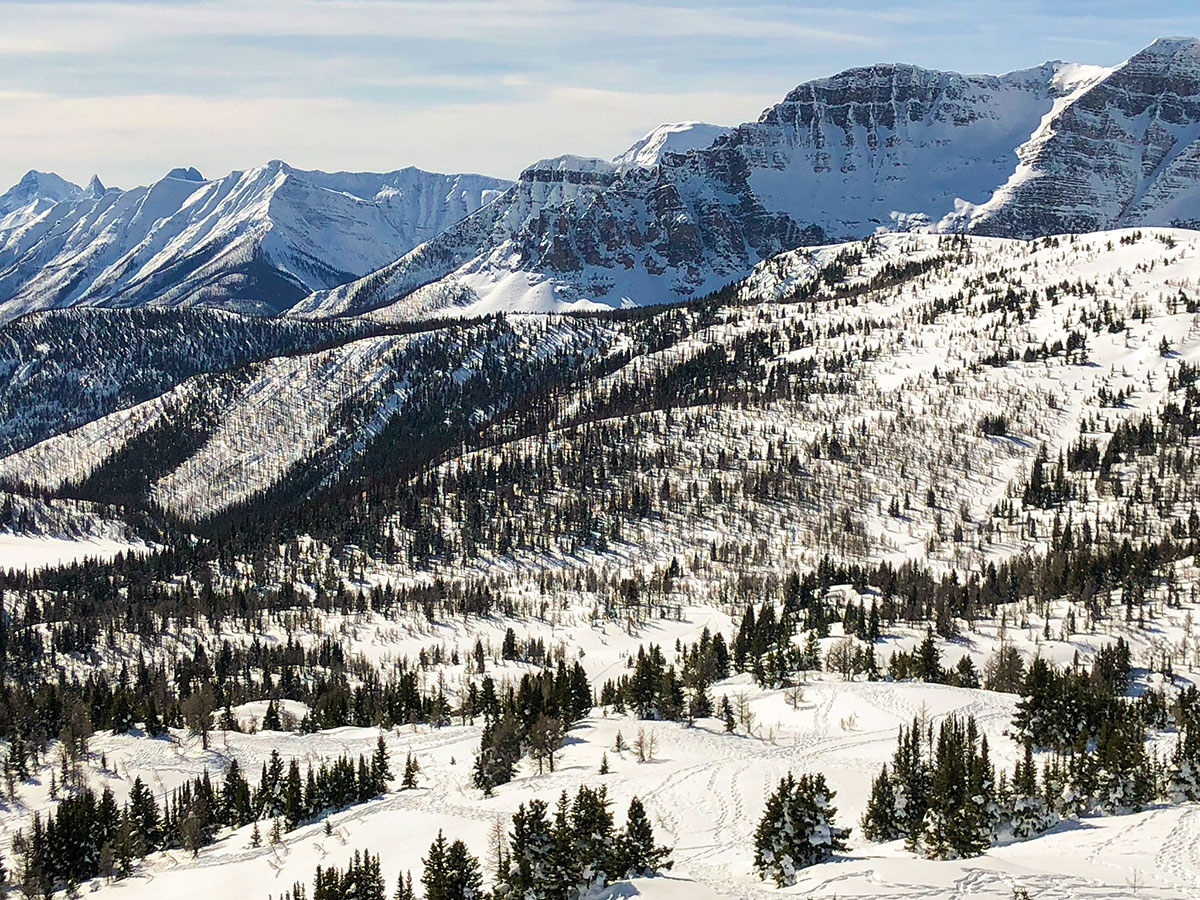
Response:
[1,0,1199,190]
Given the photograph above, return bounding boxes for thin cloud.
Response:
[0,85,779,187]
[0,1,1197,189]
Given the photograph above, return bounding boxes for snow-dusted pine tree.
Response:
[753,772,848,886]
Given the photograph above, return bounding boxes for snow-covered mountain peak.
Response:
[614,121,731,170]
[1044,60,1113,94]
[520,155,617,180]
[1136,35,1200,58]
[0,170,84,236]
[83,175,107,198]
[0,170,82,214]
[164,166,205,182]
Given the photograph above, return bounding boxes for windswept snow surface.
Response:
[613,122,732,171]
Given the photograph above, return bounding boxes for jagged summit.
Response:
[0,170,81,213]
[165,166,205,182]
[1137,35,1200,56]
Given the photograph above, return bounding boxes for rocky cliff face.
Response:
[294,140,819,318]
[739,61,1103,236]
[0,163,510,321]
[968,38,1200,235]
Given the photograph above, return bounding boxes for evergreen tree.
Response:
[1168,706,1200,802]
[571,786,618,892]
[402,753,420,790]
[372,736,392,788]
[284,760,305,830]
[721,696,735,733]
[618,796,671,879]
[861,763,900,842]
[262,701,283,732]
[424,831,483,900]
[753,773,848,886]
[501,798,555,900]
[1005,745,1057,839]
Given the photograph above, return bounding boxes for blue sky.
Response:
[1,0,1198,189]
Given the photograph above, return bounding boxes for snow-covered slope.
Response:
[0,162,510,320]
[22,680,1200,900]
[10,227,1200,560]
[0,306,363,455]
[5,580,1200,900]
[295,38,1199,321]
[0,314,627,518]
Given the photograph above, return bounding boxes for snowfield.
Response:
[0,533,141,570]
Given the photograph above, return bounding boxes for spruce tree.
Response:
[619,796,670,878]
[373,736,392,788]
[443,839,482,900]
[284,760,305,830]
[861,764,900,842]
[402,753,420,790]
[1168,709,1200,802]
[549,792,579,899]
[422,832,449,900]
[501,799,554,900]
[1006,745,1056,839]
[262,701,283,732]
[753,773,848,886]
[423,831,480,900]
[571,786,617,891]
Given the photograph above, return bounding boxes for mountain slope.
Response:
[0,163,510,321]
[11,227,1200,568]
[0,306,367,456]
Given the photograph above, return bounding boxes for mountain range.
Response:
[1,37,1196,326]
[0,162,511,321]
[296,36,1200,319]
